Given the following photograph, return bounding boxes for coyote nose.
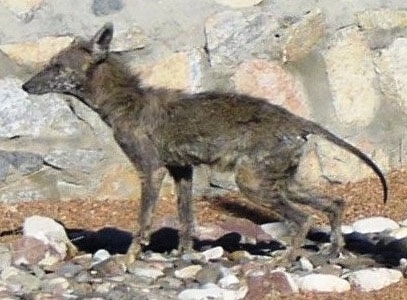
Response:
[22,80,32,93]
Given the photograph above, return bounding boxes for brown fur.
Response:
[22,23,388,261]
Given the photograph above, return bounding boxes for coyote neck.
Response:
[84,57,144,127]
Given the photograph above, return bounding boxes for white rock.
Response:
[260,222,290,239]
[299,257,314,272]
[201,246,224,261]
[174,265,203,279]
[23,215,73,258]
[352,217,399,234]
[92,249,111,264]
[341,225,354,235]
[218,274,240,289]
[298,274,350,293]
[178,283,247,300]
[400,219,407,227]
[389,227,407,239]
[346,268,403,292]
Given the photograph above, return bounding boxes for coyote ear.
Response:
[91,23,114,60]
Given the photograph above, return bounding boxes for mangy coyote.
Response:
[22,23,388,261]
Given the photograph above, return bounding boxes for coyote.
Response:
[22,23,388,261]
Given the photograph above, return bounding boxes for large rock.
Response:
[323,26,381,127]
[300,136,387,184]
[0,0,44,21]
[136,49,209,93]
[356,9,407,30]
[0,150,43,181]
[232,59,310,118]
[283,9,326,62]
[375,38,407,115]
[0,78,82,138]
[0,37,73,67]
[204,10,280,66]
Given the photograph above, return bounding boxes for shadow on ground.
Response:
[66,225,407,267]
[66,226,285,256]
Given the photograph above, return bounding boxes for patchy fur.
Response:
[22,23,388,262]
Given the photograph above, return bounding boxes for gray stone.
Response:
[110,25,148,52]
[92,0,124,16]
[0,78,82,138]
[0,150,43,177]
[1,266,41,294]
[346,268,403,292]
[204,10,280,66]
[11,236,48,266]
[195,264,222,285]
[40,277,71,294]
[128,266,165,281]
[44,149,104,172]
[54,262,85,278]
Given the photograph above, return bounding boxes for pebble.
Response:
[299,257,314,272]
[92,249,111,264]
[130,266,165,281]
[201,246,224,261]
[195,264,222,284]
[218,274,240,289]
[174,265,203,279]
[1,214,407,298]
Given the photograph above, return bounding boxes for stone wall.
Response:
[0,0,406,202]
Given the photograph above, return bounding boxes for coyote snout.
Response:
[22,23,388,263]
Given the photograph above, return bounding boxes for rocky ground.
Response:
[0,170,405,299]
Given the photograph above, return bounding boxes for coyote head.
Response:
[22,23,114,99]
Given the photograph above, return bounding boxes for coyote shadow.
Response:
[66,226,284,256]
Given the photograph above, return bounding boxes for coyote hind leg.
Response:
[235,156,315,261]
[283,180,346,256]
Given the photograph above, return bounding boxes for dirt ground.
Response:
[0,169,406,299]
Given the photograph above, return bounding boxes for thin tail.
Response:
[306,122,388,203]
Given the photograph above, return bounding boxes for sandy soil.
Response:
[0,169,406,299]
